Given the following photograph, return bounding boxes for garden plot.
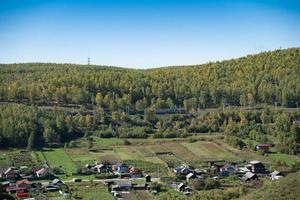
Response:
[7,150,38,167]
[181,141,240,161]
[163,142,200,162]
[41,149,77,174]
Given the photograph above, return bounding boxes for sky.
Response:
[0,0,300,68]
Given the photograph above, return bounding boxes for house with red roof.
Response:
[16,179,32,189]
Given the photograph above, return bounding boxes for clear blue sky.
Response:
[0,0,300,68]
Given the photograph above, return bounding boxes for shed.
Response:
[242,172,258,182]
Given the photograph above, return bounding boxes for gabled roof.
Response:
[94,164,105,169]
[16,179,32,185]
[249,160,261,165]
[36,167,49,174]
[52,178,62,184]
[5,167,16,174]
[186,172,197,179]
[243,172,256,179]
[177,183,186,189]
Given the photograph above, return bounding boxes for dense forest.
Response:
[0,48,300,152]
[0,48,300,110]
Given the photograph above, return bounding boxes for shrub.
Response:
[191,179,205,190]
[124,139,131,145]
[94,173,118,179]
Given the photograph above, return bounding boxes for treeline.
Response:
[222,108,300,155]
[0,104,83,149]
[1,104,299,154]
[0,48,300,111]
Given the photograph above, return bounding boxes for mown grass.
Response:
[68,182,114,200]
[0,151,8,166]
[124,159,170,177]
[41,148,77,174]
[267,153,298,166]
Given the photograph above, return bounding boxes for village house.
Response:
[255,144,271,152]
[16,192,31,199]
[6,186,27,193]
[174,164,193,175]
[16,179,32,189]
[220,163,237,176]
[113,163,129,174]
[248,160,267,173]
[0,167,18,180]
[36,167,50,177]
[177,182,191,195]
[270,171,284,180]
[41,182,59,192]
[186,172,201,182]
[111,180,132,191]
[52,178,63,185]
[129,167,143,178]
[242,172,258,182]
[92,164,109,173]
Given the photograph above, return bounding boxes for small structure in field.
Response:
[145,174,151,182]
[255,144,270,152]
[242,172,258,182]
[186,172,201,182]
[270,171,284,180]
[177,182,191,194]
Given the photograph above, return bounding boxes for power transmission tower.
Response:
[88,56,90,65]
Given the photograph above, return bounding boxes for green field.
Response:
[0,151,8,166]
[181,141,240,161]
[40,149,78,174]
[268,153,299,166]
[68,182,114,200]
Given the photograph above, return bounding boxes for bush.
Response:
[94,129,113,138]
[124,139,131,145]
[118,126,148,138]
[68,141,77,148]
[191,179,205,190]
[94,173,118,179]
[204,178,221,190]
[150,182,161,192]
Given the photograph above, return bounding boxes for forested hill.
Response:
[0,47,300,110]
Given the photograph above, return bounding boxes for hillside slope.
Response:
[241,172,300,200]
[0,47,299,110]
